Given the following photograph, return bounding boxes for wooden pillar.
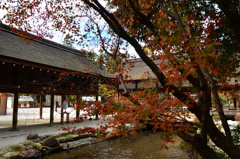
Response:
[76,94,81,120]
[135,81,138,102]
[236,97,239,111]
[0,93,8,115]
[234,98,237,109]
[66,113,70,124]
[39,94,43,119]
[118,84,120,103]
[10,88,19,131]
[60,95,65,124]
[95,94,99,120]
[49,93,54,125]
[135,81,138,91]
[118,91,120,103]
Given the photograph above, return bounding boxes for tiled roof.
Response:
[0,24,111,78]
[122,58,161,80]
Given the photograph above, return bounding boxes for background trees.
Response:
[1,0,240,158]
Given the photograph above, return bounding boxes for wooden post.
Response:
[60,113,64,124]
[60,95,64,124]
[135,81,138,102]
[49,93,54,125]
[39,94,43,119]
[76,94,81,120]
[0,93,8,115]
[95,94,99,120]
[135,81,138,91]
[236,97,239,111]
[118,83,120,103]
[234,98,237,109]
[66,113,70,124]
[10,88,19,131]
[4,94,7,115]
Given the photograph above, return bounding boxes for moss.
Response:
[57,134,77,139]
[8,144,25,153]
[213,116,220,121]
[33,143,43,150]
[0,153,4,158]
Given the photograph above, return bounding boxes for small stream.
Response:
[42,131,188,159]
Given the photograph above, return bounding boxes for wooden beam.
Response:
[0,58,113,81]
[0,56,72,74]
[0,83,98,95]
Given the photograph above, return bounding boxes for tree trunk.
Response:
[206,116,240,159]
[178,133,219,159]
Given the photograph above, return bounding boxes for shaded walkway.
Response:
[0,107,77,129]
[0,108,102,149]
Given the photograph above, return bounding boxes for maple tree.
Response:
[1,0,240,158]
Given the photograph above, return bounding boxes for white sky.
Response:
[0,9,7,19]
[0,3,138,57]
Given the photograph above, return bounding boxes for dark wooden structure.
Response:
[0,24,112,130]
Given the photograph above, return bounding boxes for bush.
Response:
[231,125,240,148]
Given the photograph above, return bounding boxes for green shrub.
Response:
[211,145,230,159]
[209,124,240,159]
[231,125,240,148]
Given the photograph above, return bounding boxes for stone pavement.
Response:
[0,107,102,149]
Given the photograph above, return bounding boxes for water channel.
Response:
[42,131,187,159]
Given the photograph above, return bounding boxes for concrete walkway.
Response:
[0,107,102,149]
